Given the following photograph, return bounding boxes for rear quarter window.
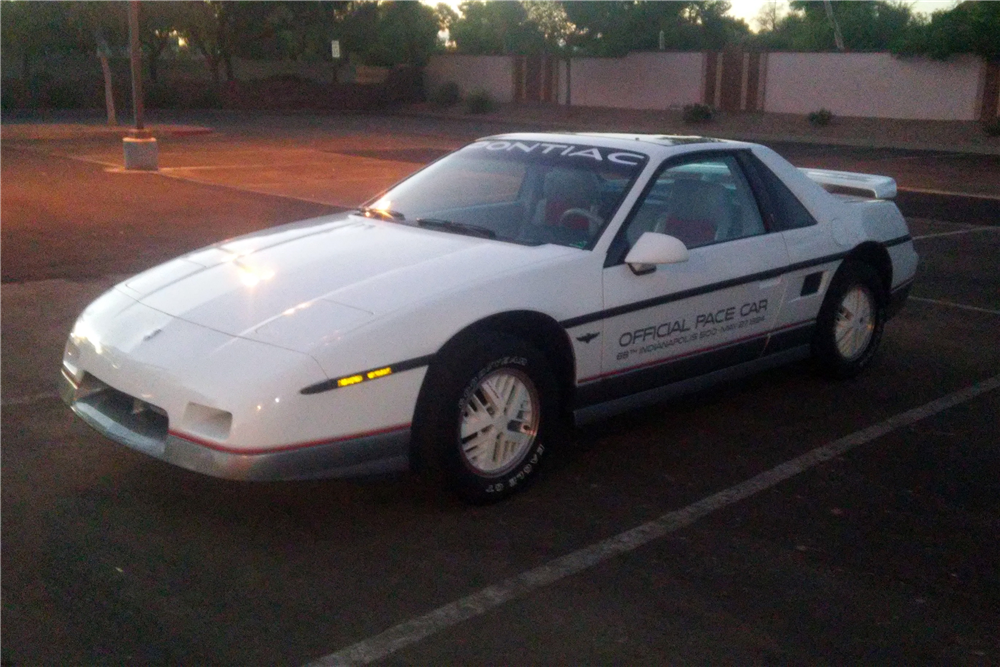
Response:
[743,154,818,231]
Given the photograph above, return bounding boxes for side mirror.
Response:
[624,232,690,275]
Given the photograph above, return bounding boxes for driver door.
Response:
[596,153,791,402]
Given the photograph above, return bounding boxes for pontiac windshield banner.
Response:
[463,140,648,171]
[616,299,769,361]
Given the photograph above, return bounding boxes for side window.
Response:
[742,154,818,231]
[620,155,766,252]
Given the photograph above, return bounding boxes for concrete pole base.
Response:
[123,135,158,171]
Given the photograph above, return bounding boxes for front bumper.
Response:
[61,369,410,481]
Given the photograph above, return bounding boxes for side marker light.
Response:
[337,374,364,388]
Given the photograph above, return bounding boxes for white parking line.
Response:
[307,374,1000,666]
[1,391,61,407]
[913,227,1000,240]
[910,297,1000,316]
[899,187,1000,201]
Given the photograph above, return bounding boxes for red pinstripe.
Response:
[168,423,410,455]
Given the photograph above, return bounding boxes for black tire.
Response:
[413,332,559,504]
[813,261,887,379]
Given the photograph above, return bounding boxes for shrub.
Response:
[682,103,713,123]
[465,89,494,114]
[983,117,1000,137]
[1,79,30,110]
[26,71,54,95]
[190,85,222,110]
[431,81,461,107]
[263,74,309,85]
[145,83,182,109]
[808,108,834,127]
[145,81,223,110]
[385,66,425,104]
[42,81,90,109]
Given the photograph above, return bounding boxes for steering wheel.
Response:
[558,208,603,234]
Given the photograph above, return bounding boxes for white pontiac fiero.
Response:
[62,133,918,502]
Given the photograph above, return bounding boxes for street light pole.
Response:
[123,0,158,170]
[128,0,145,132]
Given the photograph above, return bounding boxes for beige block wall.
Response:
[563,52,704,109]
[763,52,983,121]
[425,55,514,103]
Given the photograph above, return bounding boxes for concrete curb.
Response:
[0,124,213,141]
[896,189,1000,226]
[391,109,1000,156]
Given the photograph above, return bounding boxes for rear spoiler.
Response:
[800,168,897,200]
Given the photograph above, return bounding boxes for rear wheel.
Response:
[813,261,886,379]
[414,332,558,503]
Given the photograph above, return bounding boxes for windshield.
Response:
[361,139,649,249]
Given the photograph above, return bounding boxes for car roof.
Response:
[478,132,756,156]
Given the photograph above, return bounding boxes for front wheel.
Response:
[813,261,887,379]
[414,332,558,503]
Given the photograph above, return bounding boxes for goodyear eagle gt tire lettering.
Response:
[414,332,558,503]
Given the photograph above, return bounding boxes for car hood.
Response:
[118,214,576,351]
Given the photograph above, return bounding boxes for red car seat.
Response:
[656,180,732,248]
[532,169,600,231]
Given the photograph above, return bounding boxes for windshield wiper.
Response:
[355,206,406,221]
[416,218,496,240]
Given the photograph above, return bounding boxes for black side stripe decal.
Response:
[579,319,815,385]
[300,354,436,395]
[561,251,848,329]
[302,240,912,395]
[563,235,912,330]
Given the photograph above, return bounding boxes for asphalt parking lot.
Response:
[2,114,999,665]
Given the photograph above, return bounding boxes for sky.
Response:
[424,0,963,33]
[726,0,959,29]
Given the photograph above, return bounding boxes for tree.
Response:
[339,1,439,66]
[174,1,282,82]
[686,1,751,50]
[375,1,440,66]
[893,1,1000,63]
[139,2,188,82]
[563,1,746,56]
[755,0,785,34]
[174,1,232,82]
[564,2,679,56]
[434,2,459,35]
[0,1,126,78]
[1,0,52,77]
[251,2,349,62]
[522,1,577,52]
[63,2,127,121]
[449,1,545,55]
[757,1,917,52]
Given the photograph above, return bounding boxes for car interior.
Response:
[623,160,767,251]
